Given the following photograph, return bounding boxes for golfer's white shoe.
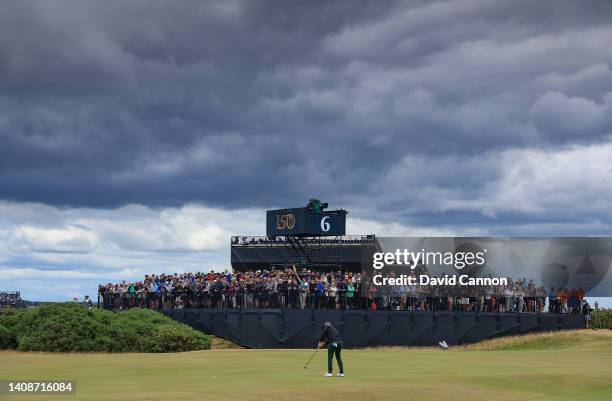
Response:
[337,373,345,377]
[324,373,333,377]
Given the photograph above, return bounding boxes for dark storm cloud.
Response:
[1,0,612,226]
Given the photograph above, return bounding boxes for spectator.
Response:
[0,291,22,307]
[96,269,583,316]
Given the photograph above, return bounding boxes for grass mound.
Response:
[0,303,211,353]
[461,329,612,351]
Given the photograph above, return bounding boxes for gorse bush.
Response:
[141,324,211,353]
[0,324,13,349]
[0,308,19,349]
[591,309,612,330]
[0,303,210,353]
[13,303,112,352]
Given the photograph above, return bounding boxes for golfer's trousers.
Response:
[327,341,344,373]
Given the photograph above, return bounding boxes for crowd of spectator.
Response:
[0,291,22,307]
[98,268,589,314]
[231,235,367,246]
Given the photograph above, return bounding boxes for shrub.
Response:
[141,325,211,353]
[109,308,210,352]
[591,309,612,330]
[0,308,21,349]
[1,303,210,353]
[0,324,13,349]
[15,303,113,352]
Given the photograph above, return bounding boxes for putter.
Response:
[303,346,319,369]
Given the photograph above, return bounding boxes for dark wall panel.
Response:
[260,311,282,347]
[387,311,413,346]
[212,311,227,339]
[165,309,584,349]
[519,313,540,333]
[498,313,520,336]
[342,311,367,348]
[539,314,560,331]
[198,310,213,331]
[433,312,456,345]
[225,311,241,343]
[456,313,479,344]
[412,312,435,346]
[239,312,261,348]
[281,309,313,348]
[364,311,389,346]
[561,313,585,329]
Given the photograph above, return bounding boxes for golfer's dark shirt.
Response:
[320,324,342,344]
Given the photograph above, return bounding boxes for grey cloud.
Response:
[530,91,612,139]
[1,0,612,230]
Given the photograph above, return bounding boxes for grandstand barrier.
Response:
[162,309,586,349]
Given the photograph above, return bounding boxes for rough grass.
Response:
[210,335,243,349]
[0,330,611,401]
[460,329,612,351]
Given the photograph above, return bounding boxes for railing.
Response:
[98,290,587,314]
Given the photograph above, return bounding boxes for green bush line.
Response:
[0,303,211,353]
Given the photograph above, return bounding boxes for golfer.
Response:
[318,321,344,377]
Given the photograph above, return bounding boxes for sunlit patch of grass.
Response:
[210,335,243,349]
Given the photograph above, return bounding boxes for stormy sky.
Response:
[1,0,612,301]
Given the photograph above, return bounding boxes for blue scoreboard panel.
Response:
[266,207,347,236]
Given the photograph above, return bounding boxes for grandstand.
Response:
[231,234,376,271]
[0,291,22,307]
[99,202,600,348]
[231,199,379,271]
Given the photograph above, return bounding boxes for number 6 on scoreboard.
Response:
[320,216,330,232]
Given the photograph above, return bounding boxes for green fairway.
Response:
[1,330,611,401]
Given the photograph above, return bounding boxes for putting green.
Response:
[1,330,611,401]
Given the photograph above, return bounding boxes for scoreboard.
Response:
[266,206,347,236]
